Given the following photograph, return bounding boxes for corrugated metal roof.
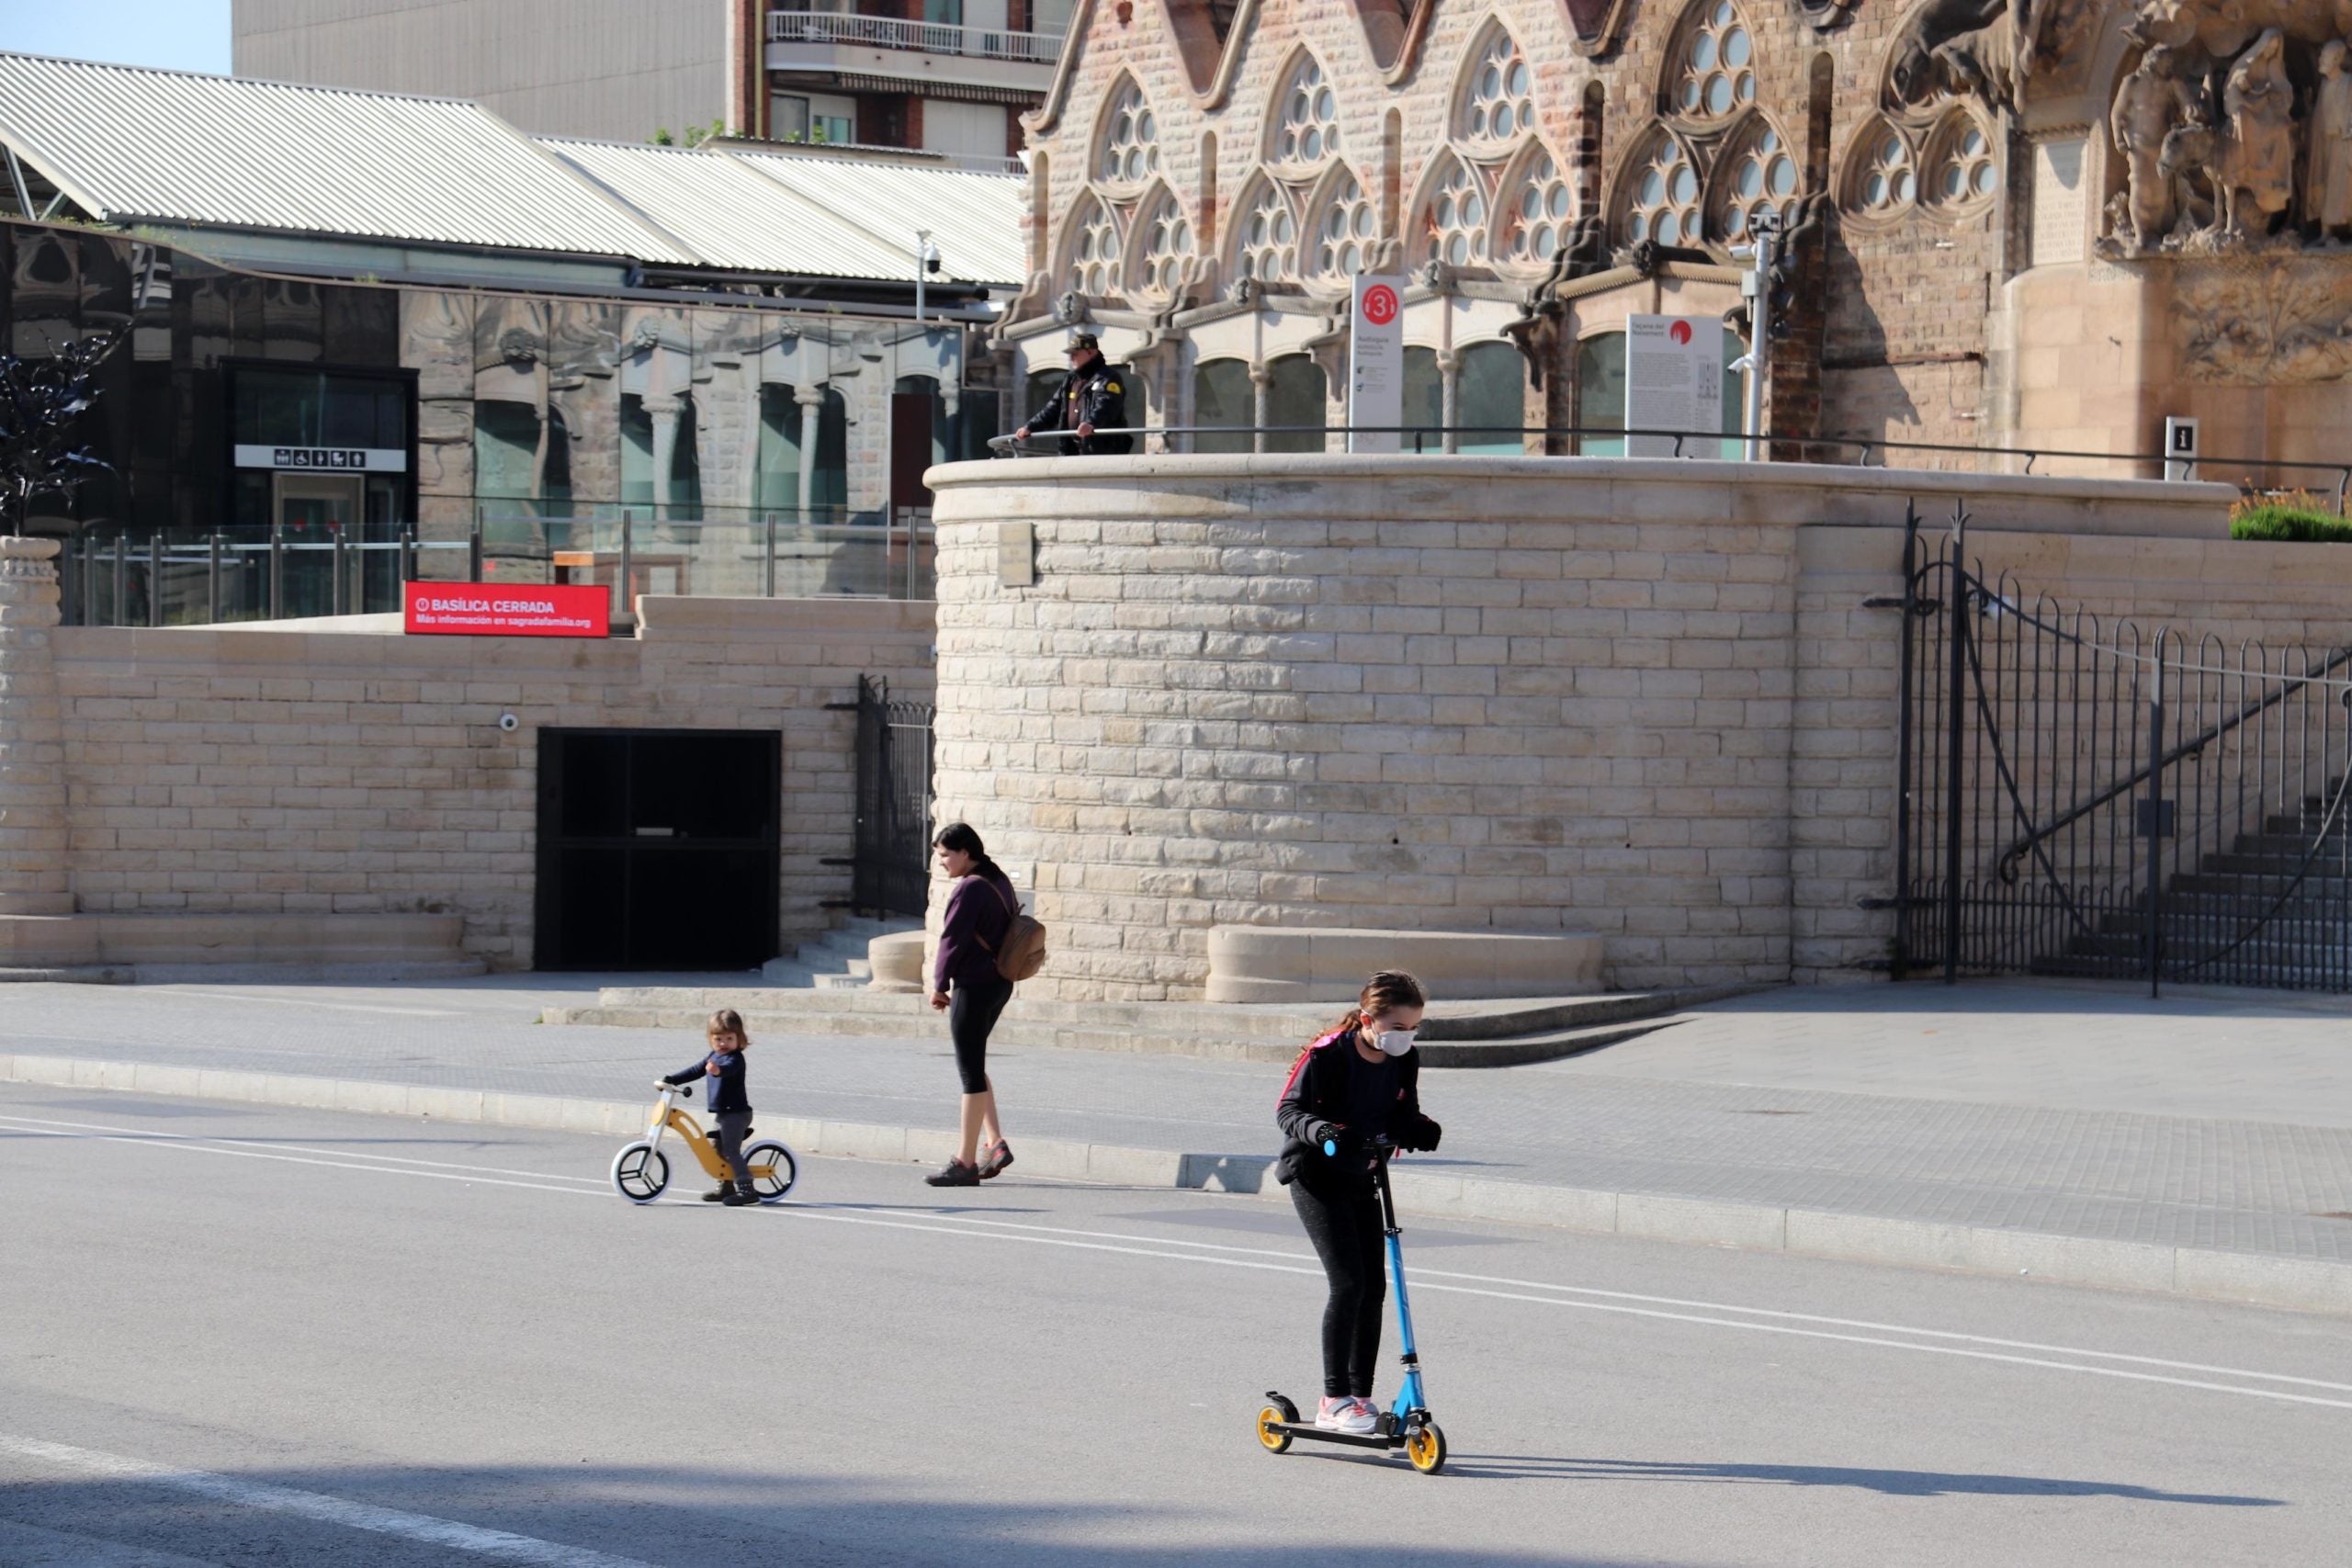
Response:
[727,148,1029,288]
[538,137,914,279]
[0,52,694,262]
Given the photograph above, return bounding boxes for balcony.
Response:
[766,9,1064,95]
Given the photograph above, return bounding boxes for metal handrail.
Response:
[981,423,2352,502]
[765,9,1063,63]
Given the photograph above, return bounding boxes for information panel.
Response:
[403,581,610,638]
[1625,314,1724,459]
[1349,274,1406,454]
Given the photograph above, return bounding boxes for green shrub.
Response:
[2229,503,2352,544]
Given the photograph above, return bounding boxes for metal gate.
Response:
[1894,504,2352,991]
[843,675,934,918]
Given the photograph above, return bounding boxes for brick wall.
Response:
[46,597,936,967]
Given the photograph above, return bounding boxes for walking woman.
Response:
[1274,970,1443,1433]
[924,822,1019,1187]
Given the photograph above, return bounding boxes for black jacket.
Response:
[1024,358,1133,454]
[1274,1028,1441,1187]
[664,1049,751,1115]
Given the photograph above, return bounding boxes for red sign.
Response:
[1360,283,1400,326]
[403,581,610,638]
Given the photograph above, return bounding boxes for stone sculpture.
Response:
[2109,46,2203,252]
[2217,28,2296,242]
[1887,0,2047,113]
[2128,1,2352,63]
[2307,40,2352,243]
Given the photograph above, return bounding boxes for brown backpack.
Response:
[978,876,1047,983]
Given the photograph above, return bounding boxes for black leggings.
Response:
[1291,1178,1387,1399]
[948,973,1014,1095]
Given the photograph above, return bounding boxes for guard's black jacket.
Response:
[1274,1026,1442,1188]
[1024,358,1134,455]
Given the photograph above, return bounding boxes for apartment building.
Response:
[232,0,1072,163]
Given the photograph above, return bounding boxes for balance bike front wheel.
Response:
[611,1140,670,1203]
[744,1140,797,1201]
[1255,1393,1298,1454]
[1405,1420,1447,1474]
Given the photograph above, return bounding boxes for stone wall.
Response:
[926,452,2247,1001]
[35,594,935,968]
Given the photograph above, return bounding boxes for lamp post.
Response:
[1728,211,1779,463]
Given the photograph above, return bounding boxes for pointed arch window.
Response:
[1620,130,1702,247]
[1098,79,1159,187]
[1421,158,1489,268]
[1498,147,1575,266]
[1458,26,1536,150]
[1272,54,1341,170]
[1847,122,1917,217]
[1712,118,1799,242]
[1925,112,1998,212]
[1310,169,1377,281]
[1235,182,1301,284]
[1672,1,1758,122]
[1067,195,1124,297]
[1131,187,1193,299]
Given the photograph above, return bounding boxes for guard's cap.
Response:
[1069,331,1102,353]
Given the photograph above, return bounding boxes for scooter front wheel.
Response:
[1255,1395,1298,1455]
[612,1141,670,1203]
[1405,1420,1446,1475]
[744,1140,797,1201]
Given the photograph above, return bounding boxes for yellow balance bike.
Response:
[610,1082,797,1203]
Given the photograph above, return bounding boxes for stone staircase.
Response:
[2033,786,2352,988]
[542,977,1754,1067]
[754,916,924,990]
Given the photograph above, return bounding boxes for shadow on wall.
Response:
[0,1461,1746,1567]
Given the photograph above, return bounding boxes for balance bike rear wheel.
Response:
[1405,1420,1447,1475]
[1255,1393,1299,1454]
[744,1140,797,1201]
[611,1140,670,1203]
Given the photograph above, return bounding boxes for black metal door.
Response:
[536,728,781,970]
[849,675,934,918]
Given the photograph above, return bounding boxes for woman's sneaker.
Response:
[1315,1396,1378,1435]
[924,1158,980,1188]
[978,1140,1014,1179]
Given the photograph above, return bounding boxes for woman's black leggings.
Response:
[1291,1178,1387,1399]
[948,973,1014,1095]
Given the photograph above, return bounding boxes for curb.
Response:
[6,1051,2346,1318]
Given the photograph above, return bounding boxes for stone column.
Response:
[644,394,683,520]
[796,387,826,520]
[1250,362,1272,455]
[1436,346,1463,455]
[0,536,72,916]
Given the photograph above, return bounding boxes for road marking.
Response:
[0,1434,653,1567]
[6,1110,2348,1413]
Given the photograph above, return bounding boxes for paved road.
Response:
[6,976,2350,1264]
[3,1083,2346,1566]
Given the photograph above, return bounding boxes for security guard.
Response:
[1015,333,1133,455]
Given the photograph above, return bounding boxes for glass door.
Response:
[274,474,364,617]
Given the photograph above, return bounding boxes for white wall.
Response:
[233,0,727,143]
[922,98,1008,158]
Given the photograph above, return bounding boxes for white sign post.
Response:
[1349,274,1406,454]
[1625,314,1724,459]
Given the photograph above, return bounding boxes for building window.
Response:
[1068,194,1123,297]
[773,93,854,145]
[1713,118,1799,242]
[1234,182,1300,284]
[1098,77,1159,187]
[756,384,803,513]
[1622,129,1702,246]
[1264,354,1327,453]
[1402,345,1442,445]
[1498,147,1573,266]
[1132,187,1193,299]
[1926,112,1998,211]
[1191,357,1253,454]
[619,392,702,511]
[1271,53,1340,169]
[1421,157,1488,267]
[1673,0,1757,122]
[1458,24,1535,149]
[1849,122,1917,216]
[1310,169,1375,282]
[1455,341,1524,455]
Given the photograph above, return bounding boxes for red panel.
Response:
[402,582,611,638]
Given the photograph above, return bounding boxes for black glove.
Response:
[1308,1121,1352,1156]
[1401,1118,1442,1154]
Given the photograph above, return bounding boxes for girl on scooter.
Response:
[660,1009,757,1206]
[1274,970,1442,1434]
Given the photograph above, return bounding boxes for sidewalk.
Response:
[4,975,2348,1311]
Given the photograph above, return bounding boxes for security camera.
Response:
[498,713,520,733]
[925,254,942,274]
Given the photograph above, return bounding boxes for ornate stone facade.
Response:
[1000,1,2352,475]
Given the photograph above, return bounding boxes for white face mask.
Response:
[1374,1028,1418,1057]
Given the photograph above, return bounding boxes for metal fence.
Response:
[62,505,934,627]
[837,675,934,920]
[1895,503,2352,992]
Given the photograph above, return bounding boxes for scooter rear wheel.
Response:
[1255,1395,1298,1454]
[1405,1421,1446,1474]
[611,1141,669,1203]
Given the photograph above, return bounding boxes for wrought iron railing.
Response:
[766,9,1063,64]
[1894,502,2352,992]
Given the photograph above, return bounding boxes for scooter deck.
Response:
[1264,1422,1405,1450]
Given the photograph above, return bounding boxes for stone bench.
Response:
[1204,926,1605,1005]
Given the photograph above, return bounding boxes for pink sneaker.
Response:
[1315,1396,1377,1435]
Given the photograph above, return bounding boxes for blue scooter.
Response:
[1255,1138,1447,1474]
